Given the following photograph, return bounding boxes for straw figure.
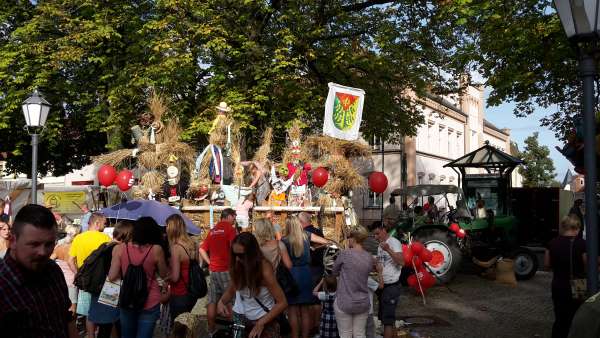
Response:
[188,102,243,204]
[93,91,195,199]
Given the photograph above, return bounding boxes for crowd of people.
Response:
[0,203,407,338]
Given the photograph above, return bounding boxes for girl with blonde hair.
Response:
[254,218,292,271]
[166,214,198,322]
[283,215,330,338]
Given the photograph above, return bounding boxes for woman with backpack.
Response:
[166,214,200,323]
[217,232,288,338]
[87,220,134,338]
[108,217,169,338]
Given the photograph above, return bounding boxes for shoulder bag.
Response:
[275,243,299,296]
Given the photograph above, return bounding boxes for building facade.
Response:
[355,85,521,224]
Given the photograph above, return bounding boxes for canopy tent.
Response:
[443,141,523,177]
[443,141,523,216]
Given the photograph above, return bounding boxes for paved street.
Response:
[396,271,553,338]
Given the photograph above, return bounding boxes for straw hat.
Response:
[215,102,232,113]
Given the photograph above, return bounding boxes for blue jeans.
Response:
[120,304,160,338]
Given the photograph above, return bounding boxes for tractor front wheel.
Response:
[511,248,538,280]
[414,230,462,284]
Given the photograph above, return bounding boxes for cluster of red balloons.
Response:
[368,171,388,193]
[403,241,436,295]
[97,164,134,192]
[449,223,466,239]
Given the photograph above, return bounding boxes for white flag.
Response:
[323,83,365,140]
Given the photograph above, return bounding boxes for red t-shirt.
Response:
[200,221,236,272]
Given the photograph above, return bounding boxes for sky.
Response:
[483,89,573,182]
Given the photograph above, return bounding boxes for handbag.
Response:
[275,244,299,296]
[569,238,587,301]
[254,297,291,336]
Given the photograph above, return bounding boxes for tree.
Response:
[441,0,583,140]
[0,1,467,175]
[517,132,556,187]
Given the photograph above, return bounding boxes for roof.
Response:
[483,119,510,136]
[422,92,467,117]
[443,141,523,169]
[562,169,574,189]
[391,184,460,197]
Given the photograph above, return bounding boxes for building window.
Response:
[369,135,382,151]
[365,191,383,208]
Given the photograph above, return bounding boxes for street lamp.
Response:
[22,90,51,204]
[555,0,600,294]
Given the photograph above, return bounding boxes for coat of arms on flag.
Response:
[323,83,365,140]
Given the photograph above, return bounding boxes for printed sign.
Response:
[323,83,365,140]
[43,191,87,214]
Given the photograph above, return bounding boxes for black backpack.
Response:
[119,245,152,310]
[74,242,116,295]
[178,244,207,299]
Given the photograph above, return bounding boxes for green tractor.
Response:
[391,142,538,284]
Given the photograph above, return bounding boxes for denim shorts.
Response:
[378,282,401,326]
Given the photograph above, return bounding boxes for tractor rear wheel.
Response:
[511,248,538,280]
[414,230,462,284]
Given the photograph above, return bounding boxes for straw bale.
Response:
[252,127,273,164]
[141,171,165,192]
[158,120,182,144]
[288,123,302,142]
[138,152,162,169]
[148,91,167,122]
[93,149,133,167]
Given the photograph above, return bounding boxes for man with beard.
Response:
[0,204,78,338]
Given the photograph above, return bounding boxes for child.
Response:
[313,275,339,338]
[235,193,255,230]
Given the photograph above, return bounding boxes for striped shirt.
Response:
[0,252,72,338]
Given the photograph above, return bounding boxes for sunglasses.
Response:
[232,252,246,258]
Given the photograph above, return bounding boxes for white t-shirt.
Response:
[377,236,402,284]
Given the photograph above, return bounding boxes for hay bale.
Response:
[252,127,273,164]
[141,171,165,192]
[138,152,162,169]
[93,149,133,167]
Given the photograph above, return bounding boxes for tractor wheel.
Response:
[511,248,538,280]
[414,230,462,284]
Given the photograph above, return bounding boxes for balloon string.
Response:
[412,257,427,306]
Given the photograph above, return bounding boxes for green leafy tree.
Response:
[441,0,582,139]
[0,1,467,175]
[517,132,556,187]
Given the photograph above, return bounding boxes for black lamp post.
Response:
[555,0,600,294]
[22,90,51,204]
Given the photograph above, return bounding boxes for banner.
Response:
[323,83,365,140]
[43,191,87,214]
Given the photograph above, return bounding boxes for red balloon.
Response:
[402,245,414,265]
[312,167,329,188]
[97,165,117,187]
[115,170,134,192]
[456,228,467,239]
[368,171,388,193]
[411,241,424,255]
[407,274,417,287]
[420,248,433,263]
[412,256,423,267]
[421,270,436,288]
[449,223,460,233]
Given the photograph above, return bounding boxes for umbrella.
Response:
[100,200,201,235]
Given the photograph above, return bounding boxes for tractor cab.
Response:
[444,141,538,280]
